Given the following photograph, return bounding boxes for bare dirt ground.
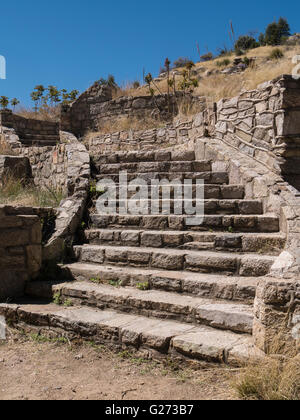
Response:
[0,332,237,401]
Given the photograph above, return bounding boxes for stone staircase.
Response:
[1,149,286,365]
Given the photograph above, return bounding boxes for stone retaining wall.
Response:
[0,206,42,300]
[87,103,214,156]
[60,80,207,137]
[0,156,32,180]
[7,132,90,194]
[215,75,300,179]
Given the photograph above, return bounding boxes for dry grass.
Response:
[16,106,60,122]
[233,355,300,400]
[0,175,64,207]
[84,115,166,140]
[115,45,298,103]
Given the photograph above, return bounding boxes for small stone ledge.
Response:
[254,277,300,354]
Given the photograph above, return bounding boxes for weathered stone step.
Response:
[73,245,275,276]
[90,214,280,233]
[84,229,285,255]
[20,139,58,146]
[92,199,263,216]
[93,184,245,200]
[96,171,229,184]
[98,160,212,175]
[24,281,254,334]
[22,134,60,141]
[52,263,258,302]
[94,150,197,165]
[0,302,263,365]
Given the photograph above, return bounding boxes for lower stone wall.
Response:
[254,278,300,354]
[0,206,42,300]
[10,132,90,194]
[0,156,32,180]
[87,107,214,156]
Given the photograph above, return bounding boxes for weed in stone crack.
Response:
[90,277,102,284]
[53,292,62,305]
[63,299,74,307]
[136,282,150,291]
[109,280,123,288]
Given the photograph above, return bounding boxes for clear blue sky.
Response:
[0,0,299,106]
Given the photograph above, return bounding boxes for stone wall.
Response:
[87,103,214,156]
[0,206,43,300]
[0,110,59,146]
[60,80,207,138]
[13,133,90,194]
[254,278,300,354]
[215,75,300,182]
[0,156,32,180]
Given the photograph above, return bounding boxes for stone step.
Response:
[51,263,258,302]
[19,138,58,146]
[96,172,229,184]
[0,302,263,365]
[92,199,263,215]
[84,229,285,255]
[25,281,254,334]
[93,184,245,200]
[98,160,212,175]
[90,214,280,233]
[73,245,275,276]
[22,134,59,141]
[94,150,197,165]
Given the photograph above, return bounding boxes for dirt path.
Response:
[0,333,237,401]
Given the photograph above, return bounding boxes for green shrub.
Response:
[234,36,259,55]
[216,59,231,67]
[269,48,284,60]
[200,52,213,62]
[173,57,192,69]
[264,17,290,46]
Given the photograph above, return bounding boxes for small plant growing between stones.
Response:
[109,279,123,288]
[63,299,74,308]
[90,277,102,284]
[269,48,284,60]
[136,282,150,291]
[228,226,234,233]
[53,292,62,305]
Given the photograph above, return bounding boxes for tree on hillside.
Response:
[263,17,291,46]
[0,96,9,109]
[48,86,61,106]
[200,52,213,62]
[234,35,259,53]
[173,57,192,69]
[10,98,20,111]
[31,85,45,111]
